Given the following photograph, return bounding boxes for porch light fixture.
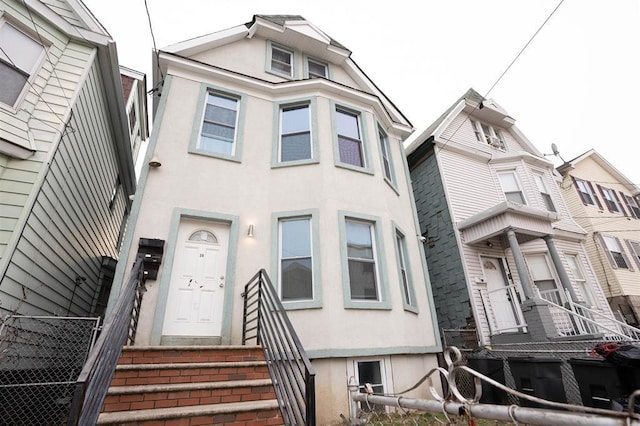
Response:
[486,241,494,248]
[247,224,254,237]
[149,154,162,167]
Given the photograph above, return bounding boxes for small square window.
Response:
[270,45,293,77]
[307,58,327,79]
[472,120,505,150]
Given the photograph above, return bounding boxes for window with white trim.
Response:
[346,219,379,301]
[600,186,622,213]
[565,254,595,307]
[472,120,505,150]
[534,173,556,212]
[0,21,45,107]
[378,126,394,184]
[602,235,629,269]
[527,254,561,304]
[623,194,640,219]
[279,104,311,162]
[278,217,313,301]
[270,44,293,77]
[625,239,640,269]
[198,92,239,155]
[307,57,327,79]
[353,359,387,412]
[498,171,526,204]
[395,231,412,307]
[336,108,365,168]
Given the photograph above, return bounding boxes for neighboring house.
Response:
[0,0,137,319]
[120,66,149,178]
[405,88,617,347]
[557,150,640,326]
[108,15,440,424]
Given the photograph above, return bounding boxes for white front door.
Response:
[162,219,229,338]
[481,256,521,332]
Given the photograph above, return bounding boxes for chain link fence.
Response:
[0,315,100,426]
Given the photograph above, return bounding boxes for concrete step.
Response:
[97,399,283,425]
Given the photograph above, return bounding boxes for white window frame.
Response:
[189,84,245,162]
[393,225,417,313]
[533,172,556,212]
[526,253,562,304]
[575,178,597,206]
[339,212,390,309]
[305,56,328,79]
[600,186,622,213]
[498,170,527,205]
[336,107,365,168]
[626,239,640,270]
[0,18,46,109]
[278,217,314,302]
[271,209,322,310]
[565,253,596,307]
[623,194,640,219]
[267,41,294,78]
[602,235,631,269]
[378,125,397,190]
[347,357,392,413]
[472,120,506,150]
[279,103,312,162]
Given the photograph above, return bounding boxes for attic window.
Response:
[307,58,327,79]
[472,120,505,150]
[270,44,293,77]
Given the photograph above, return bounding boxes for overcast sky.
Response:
[83,0,640,185]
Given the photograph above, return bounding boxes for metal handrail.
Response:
[242,269,316,426]
[66,258,146,425]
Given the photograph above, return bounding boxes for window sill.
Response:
[335,163,374,176]
[403,304,419,315]
[272,158,320,169]
[344,300,392,310]
[282,300,322,310]
[189,147,241,163]
[384,177,400,196]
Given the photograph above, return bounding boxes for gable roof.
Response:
[559,149,640,195]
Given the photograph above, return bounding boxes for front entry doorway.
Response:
[162,219,229,343]
[480,256,523,333]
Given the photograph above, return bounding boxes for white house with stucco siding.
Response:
[108,15,440,425]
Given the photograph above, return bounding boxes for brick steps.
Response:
[98,346,282,426]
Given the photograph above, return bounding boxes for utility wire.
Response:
[144,0,165,87]
[436,0,565,154]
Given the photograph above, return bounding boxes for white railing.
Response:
[537,292,640,340]
[479,285,526,334]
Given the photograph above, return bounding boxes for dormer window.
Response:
[307,58,327,79]
[269,43,293,78]
[472,120,505,150]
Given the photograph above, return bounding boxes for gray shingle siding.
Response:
[410,147,472,330]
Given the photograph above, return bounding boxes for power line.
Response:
[436,0,565,154]
[144,0,164,86]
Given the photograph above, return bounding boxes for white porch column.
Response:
[543,235,579,302]
[505,228,534,300]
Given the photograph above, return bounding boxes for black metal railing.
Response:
[242,269,316,426]
[66,258,146,425]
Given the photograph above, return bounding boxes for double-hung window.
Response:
[472,120,505,150]
[498,171,526,204]
[307,57,328,79]
[279,104,311,162]
[602,235,630,269]
[198,92,239,156]
[394,228,416,312]
[527,254,561,304]
[336,108,365,168]
[623,194,640,219]
[599,186,622,213]
[533,173,556,212]
[0,21,45,107]
[378,126,395,186]
[346,220,379,301]
[627,240,640,269]
[279,217,313,301]
[565,254,595,307]
[574,178,598,206]
[269,43,293,78]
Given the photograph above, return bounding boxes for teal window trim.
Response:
[339,210,390,310]
[266,40,296,79]
[377,123,399,195]
[271,209,322,310]
[303,54,330,79]
[392,222,418,314]
[188,83,246,163]
[331,102,374,175]
[271,97,319,168]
